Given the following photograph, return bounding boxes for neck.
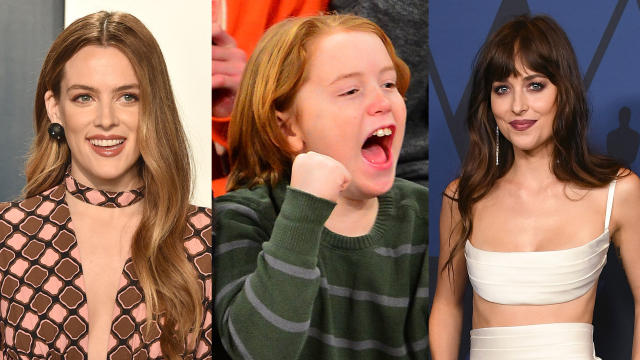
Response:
[324,195,378,237]
[506,142,557,187]
[71,165,142,193]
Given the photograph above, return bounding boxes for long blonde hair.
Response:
[25,11,201,358]
[227,14,411,191]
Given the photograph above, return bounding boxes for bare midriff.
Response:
[472,282,597,329]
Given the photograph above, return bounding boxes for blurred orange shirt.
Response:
[213,0,328,196]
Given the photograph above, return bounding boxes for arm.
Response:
[212,24,246,165]
[611,171,640,360]
[429,180,468,360]
[212,23,246,119]
[214,153,349,360]
[214,188,334,359]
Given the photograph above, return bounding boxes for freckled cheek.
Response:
[392,102,407,146]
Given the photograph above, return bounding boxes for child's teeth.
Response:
[373,127,393,137]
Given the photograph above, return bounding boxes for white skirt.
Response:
[470,323,600,360]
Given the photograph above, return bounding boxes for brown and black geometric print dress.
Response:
[0,174,212,359]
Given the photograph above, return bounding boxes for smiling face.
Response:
[45,45,141,190]
[279,30,406,200]
[490,60,558,156]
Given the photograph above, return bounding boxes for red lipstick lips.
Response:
[509,120,536,131]
[87,135,126,157]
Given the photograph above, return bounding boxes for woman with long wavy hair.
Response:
[0,11,211,359]
[429,15,640,359]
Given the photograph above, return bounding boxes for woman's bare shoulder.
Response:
[615,168,640,203]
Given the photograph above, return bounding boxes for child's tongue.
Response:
[361,139,388,164]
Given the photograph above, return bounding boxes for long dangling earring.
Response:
[495,125,500,166]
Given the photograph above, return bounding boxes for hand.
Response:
[290,152,351,203]
[213,23,247,118]
[214,142,226,156]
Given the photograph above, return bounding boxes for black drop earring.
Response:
[48,123,65,140]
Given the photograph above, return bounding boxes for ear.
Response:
[44,90,61,125]
[276,110,305,153]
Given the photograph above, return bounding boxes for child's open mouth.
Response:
[361,126,394,165]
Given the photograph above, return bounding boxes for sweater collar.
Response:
[272,180,394,250]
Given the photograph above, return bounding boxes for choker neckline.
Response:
[64,171,144,208]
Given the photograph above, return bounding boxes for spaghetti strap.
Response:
[604,180,617,230]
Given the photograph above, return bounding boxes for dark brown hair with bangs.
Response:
[443,15,624,276]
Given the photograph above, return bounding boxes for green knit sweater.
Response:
[214,178,428,359]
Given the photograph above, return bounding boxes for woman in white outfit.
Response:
[429,15,640,360]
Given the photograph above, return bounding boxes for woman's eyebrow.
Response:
[523,73,545,81]
[492,73,546,83]
[114,84,140,92]
[66,84,96,92]
[66,83,139,92]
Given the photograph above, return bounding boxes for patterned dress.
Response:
[0,175,212,359]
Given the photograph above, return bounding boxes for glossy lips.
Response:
[361,125,395,167]
[509,119,537,131]
[87,135,126,157]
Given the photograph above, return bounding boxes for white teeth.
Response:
[373,127,393,137]
[89,139,124,147]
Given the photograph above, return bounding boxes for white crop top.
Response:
[465,181,616,305]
